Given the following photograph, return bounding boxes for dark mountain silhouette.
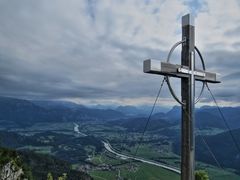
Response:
[115,105,140,116]
[0,96,125,127]
[0,96,59,126]
[154,105,240,130]
[198,106,240,129]
[0,96,240,130]
[195,111,226,129]
[173,128,240,171]
[165,105,181,123]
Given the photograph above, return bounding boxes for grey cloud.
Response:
[233,42,240,48]
[225,26,240,37]
[222,71,240,81]
[201,50,240,72]
[0,1,239,106]
[0,68,113,100]
[212,87,240,102]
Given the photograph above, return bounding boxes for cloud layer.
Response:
[0,0,239,106]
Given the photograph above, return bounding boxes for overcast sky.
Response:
[0,0,239,106]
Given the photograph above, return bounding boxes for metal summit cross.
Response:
[143,14,220,180]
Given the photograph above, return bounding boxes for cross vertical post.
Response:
[143,13,220,180]
[181,14,195,180]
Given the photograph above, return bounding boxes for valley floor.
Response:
[1,121,240,180]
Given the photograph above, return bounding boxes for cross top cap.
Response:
[182,14,194,26]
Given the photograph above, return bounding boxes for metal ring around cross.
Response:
[165,40,206,105]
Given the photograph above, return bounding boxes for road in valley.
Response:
[73,123,180,174]
[102,141,181,174]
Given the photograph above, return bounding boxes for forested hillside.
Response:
[0,146,92,180]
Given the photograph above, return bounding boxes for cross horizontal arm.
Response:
[143,59,220,83]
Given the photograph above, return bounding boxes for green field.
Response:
[17,145,52,154]
[90,163,180,180]
[89,148,240,180]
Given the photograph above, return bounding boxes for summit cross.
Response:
[143,14,220,180]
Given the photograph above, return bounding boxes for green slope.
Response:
[91,162,180,180]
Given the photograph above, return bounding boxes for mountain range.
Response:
[1,96,240,131]
[0,96,125,127]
